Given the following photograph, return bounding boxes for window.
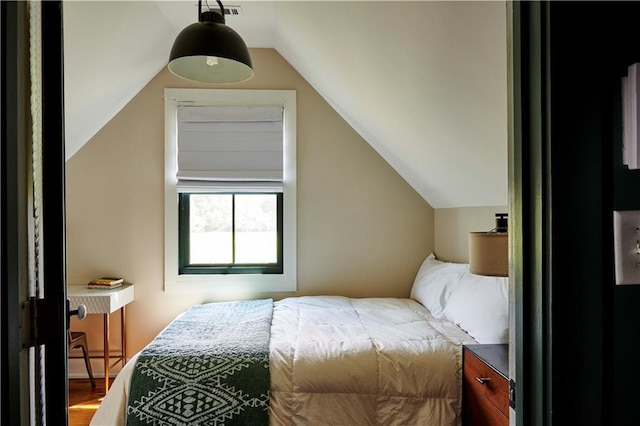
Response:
[164,89,296,293]
[179,192,283,274]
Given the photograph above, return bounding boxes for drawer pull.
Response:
[476,377,491,385]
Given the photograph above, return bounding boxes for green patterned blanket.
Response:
[126,299,272,426]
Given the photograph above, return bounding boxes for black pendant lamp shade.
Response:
[168,1,253,84]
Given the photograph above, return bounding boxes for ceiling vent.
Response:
[191,4,243,16]
[223,5,242,16]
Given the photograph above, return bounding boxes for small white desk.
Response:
[67,284,134,391]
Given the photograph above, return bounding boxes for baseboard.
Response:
[68,357,127,379]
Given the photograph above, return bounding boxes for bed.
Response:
[90,254,508,426]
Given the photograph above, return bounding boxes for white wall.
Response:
[434,206,509,263]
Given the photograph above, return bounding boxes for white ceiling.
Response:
[63,0,508,209]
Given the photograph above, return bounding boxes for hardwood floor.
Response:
[68,379,106,426]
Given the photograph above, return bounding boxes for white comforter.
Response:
[91,296,476,426]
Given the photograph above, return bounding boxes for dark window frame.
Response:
[178,192,284,275]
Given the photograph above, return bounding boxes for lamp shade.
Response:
[168,11,253,84]
[469,232,508,277]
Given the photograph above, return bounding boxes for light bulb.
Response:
[206,56,219,67]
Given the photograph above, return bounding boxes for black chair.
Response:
[69,331,96,388]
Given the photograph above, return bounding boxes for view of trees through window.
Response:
[189,193,278,265]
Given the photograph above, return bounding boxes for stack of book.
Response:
[87,277,124,290]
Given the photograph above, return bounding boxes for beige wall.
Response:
[434,206,508,263]
[66,49,434,357]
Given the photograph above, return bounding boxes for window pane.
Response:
[189,194,232,264]
[235,194,277,264]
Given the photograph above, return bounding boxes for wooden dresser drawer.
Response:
[465,382,508,426]
[463,345,510,424]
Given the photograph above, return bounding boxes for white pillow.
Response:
[410,253,468,318]
[441,271,509,344]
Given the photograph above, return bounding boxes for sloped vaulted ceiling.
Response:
[63,1,507,209]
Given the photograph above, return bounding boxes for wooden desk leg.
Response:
[104,312,110,391]
[120,306,126,367]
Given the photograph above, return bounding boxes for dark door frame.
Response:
[512,2,629,424]
[1,2,32,423]
[511,2,552,425]
[1,1,68,424]
[41,1,68,422]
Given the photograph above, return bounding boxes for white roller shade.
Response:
[176,105,283,191]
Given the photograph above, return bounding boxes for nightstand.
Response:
[463,344,509,426]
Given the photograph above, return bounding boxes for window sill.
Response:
[164,273,296,294]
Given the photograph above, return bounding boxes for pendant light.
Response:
[168,0,253,84]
